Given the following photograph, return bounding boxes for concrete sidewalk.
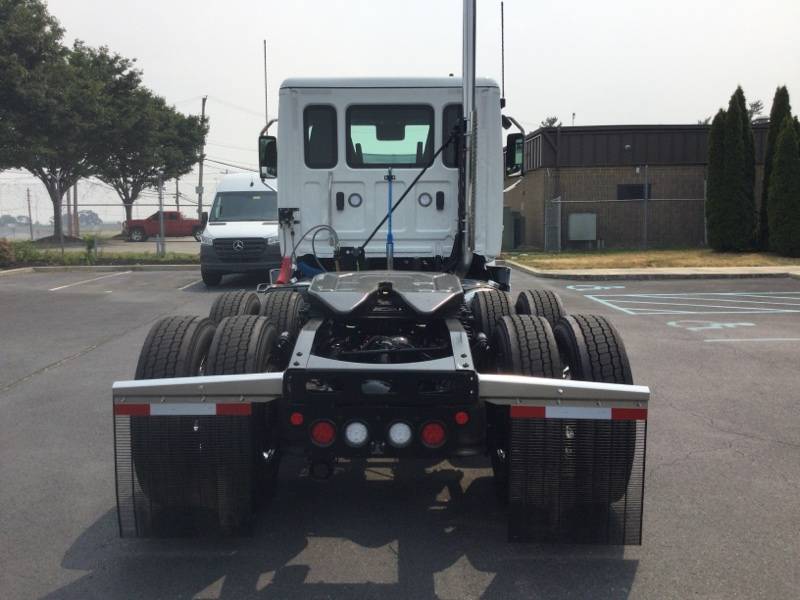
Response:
[504,259,800,280]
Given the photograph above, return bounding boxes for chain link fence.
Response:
[505,166,708,252]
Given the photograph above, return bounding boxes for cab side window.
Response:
[304,105,338,169]
[442,104,463,169]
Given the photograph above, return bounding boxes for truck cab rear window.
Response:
[346,105,434,168]
[304,105,338,169]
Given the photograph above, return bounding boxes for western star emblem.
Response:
[232,240,245,251]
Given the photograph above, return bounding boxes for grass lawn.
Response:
[503,248,800,270]
[1,240,198,267]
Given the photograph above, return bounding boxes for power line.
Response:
[205,158,257,171]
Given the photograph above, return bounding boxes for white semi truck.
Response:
[112,1,650,544]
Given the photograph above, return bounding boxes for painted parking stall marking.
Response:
[585,291,800,315]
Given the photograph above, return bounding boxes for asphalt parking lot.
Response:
[1,268,798,599]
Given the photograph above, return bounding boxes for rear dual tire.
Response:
[208,290,261,323]
[131,314,279,534]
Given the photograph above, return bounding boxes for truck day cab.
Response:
[112,1,650,544]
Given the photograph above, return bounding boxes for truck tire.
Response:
[201,269,222,287]
[470,288,513,341]
[553,314,636,503]
[259,290,306,341]
[192,226,203,242]
[490,315,562,503]
[206,316,280,524]
[208,290,261,324]
[129,227,147,242]
[515,289,565,327]
[131,316,216,522]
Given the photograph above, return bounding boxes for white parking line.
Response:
[586,291,800,315]
[178,279,203,291]
[48,271,132,291]
[704,338,800,343]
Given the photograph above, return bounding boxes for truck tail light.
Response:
[454,411,469,425]
[310,420,336,447]
[420,422,446,448]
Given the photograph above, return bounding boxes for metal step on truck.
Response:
[112,1,650,544]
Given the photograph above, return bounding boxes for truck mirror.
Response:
[505,133,524,175]
[259,135,277,179]
[201,211,208,226]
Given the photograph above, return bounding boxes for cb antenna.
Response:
[500,1,505,103]
[264,40,269,123]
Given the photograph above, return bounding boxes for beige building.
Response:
[504,124,767,250]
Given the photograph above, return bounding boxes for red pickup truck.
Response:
[124,211,204,242]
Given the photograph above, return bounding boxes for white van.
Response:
[199,172,281,286]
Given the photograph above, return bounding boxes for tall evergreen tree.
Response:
[733,86,756,238]
[767,117,800,256]
[760,86,792,249]
[720,93,754,250]
[706,109,727,250]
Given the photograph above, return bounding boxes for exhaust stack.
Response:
[461,0,477,272]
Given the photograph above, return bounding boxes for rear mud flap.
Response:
[114,403,258,537]
[508,407,646,544]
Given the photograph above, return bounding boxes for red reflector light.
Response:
[454,411,469,425]
[290,412,304,426]
[310,420,336,447]
[420,422,446,448]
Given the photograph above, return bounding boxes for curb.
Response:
[0,267,34,277]
[503,259,800,281]
[30,264,200,273]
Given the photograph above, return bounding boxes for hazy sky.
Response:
[2,0,799,223]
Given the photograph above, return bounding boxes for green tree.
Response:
[759,86,792,249]
[717,93,755,250]
[733,87,756,237]
[540,116,560,127]
[0,0,65,169]
[706,110,727,250]
[94,89,207,221]
[767,117,800,256]
[6,41,140,238]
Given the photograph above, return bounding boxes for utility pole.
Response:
[27,188,34,240]
[175,179,180,211]
[197,95,208,220]
[73,181,80,237]
[157,173,166,257]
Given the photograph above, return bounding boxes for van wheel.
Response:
[201,269,222,287]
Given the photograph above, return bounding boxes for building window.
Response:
[304,105,338,169]
[346,105,434,168]
[617,183,653,200]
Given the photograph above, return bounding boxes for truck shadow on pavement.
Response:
[46,458,637,600]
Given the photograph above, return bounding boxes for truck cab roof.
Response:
[280,77,499,90]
